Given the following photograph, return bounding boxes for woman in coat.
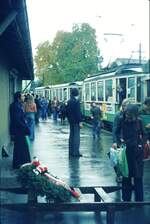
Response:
[113,104,144,201]
[10,91,31,169]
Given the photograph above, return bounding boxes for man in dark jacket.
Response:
[10,91,31,168]
[66,88,83,157]
[113,104,144,201]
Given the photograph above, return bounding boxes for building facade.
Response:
[0,0,33,149]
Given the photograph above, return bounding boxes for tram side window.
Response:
[147,80,150,97]
[49,90,51,100]
[53,89,56,98]
[105,80,113,101]
[56,89,59,99]
[63,88,67,100]
[79,87,82,101]
[45,89,49,99]
[85,83,90,101]
[57,89,60,101]
[91,82,96,101]
[59,89,62,101]
[128,77,135,100]
[97,81,104,101]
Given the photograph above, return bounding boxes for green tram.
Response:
[82,64,150,129]
[34,64,149,129]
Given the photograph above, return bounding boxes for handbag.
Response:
[108,144,129,177]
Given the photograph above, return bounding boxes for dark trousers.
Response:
[13,135,31,168]
[122,177,143,201]
[92,121,101,138]
[69,123,80,156]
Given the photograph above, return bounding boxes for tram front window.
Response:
[128,77,135,101]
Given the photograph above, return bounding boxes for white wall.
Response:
[0,66,10,148]
[0,65,22,149]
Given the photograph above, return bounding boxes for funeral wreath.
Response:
[17,157,80,202]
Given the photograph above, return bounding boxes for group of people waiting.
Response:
[35,95,67,124]
[9,91,70,168]
[9,89,150,203]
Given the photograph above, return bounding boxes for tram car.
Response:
[34,86,47,98]
[82,63,150,129]
[35,81,83,102]
[34,63,149,129]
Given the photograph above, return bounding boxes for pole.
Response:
[139,42,142,64]
[22,81,32,93]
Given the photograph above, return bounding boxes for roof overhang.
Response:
[0,0,34,80]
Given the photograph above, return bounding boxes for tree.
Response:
[34,23,101,85]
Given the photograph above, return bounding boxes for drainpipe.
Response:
[22,81,32,93]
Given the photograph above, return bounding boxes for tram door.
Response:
[147,80,150,97]
[116,78,126,105]
[137,77,141,102]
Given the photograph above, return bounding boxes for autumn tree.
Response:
[34,23,101,85]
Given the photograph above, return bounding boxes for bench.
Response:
[1,184,150,224]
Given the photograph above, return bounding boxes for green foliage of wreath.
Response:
[17,164,72,202]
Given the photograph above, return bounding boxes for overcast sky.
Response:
[26,0,149,65]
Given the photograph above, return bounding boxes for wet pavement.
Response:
[1,118,150,224]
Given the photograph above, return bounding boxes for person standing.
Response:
[10,91,31,169]
[34,95,40,124]
[66,88,83,157]
[112,98,131,183]
[139,97,150,141]
[51,97,59,121]
[90,102,102,140]
[24,94,37,141]
[39,97,49,121]
[59,99,67,124]
[113,104,144,201]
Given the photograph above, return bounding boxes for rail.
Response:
[1,185,150,224]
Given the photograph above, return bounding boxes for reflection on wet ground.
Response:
[1,119,150,224]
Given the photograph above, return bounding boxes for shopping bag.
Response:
[117,144,129,178]
[108,147,118,167]
[25,136,31,150]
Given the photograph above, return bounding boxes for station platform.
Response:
[1,118,150,224]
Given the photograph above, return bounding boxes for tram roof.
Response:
[43,81,83,89]
[0,0,33,80]
[84,64,146,82]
